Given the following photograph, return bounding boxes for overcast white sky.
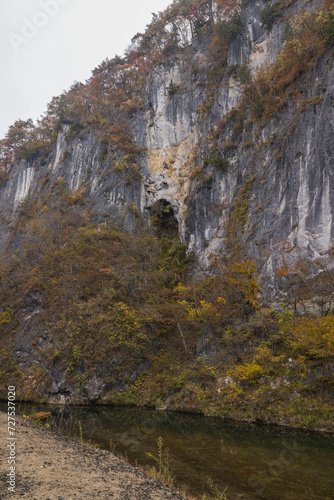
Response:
[0,0,173,138]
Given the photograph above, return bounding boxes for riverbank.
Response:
[0,411,186,499]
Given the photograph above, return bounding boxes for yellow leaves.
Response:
[228,260,261,310]
[279,315,334,358]
[66,188,86,205]
[112,155,138,172]
[252,343,283,367]
[177,295,221,323]
[198,299,218,318]
[227,382,243,398]
[230,361,263,382]
[173,280,229,326]
[173,283,190,297]
[297,316,334,346]
[0,308,12,324]
[108,303,148,351]
[278,308,294,325]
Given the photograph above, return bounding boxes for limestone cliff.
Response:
[1,0,332,291]
[0,0,334,427]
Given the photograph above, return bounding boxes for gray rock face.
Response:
[1,0,331,299]
[0,0,333,402]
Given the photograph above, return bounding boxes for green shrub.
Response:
[166,79,179,97]
[203,147,229,171]
[217,13,243,39]
[251,93,265,118]
[323,12,334,45]
[236,63,252,85]
[260,3,280,30]
[67,122,84,137]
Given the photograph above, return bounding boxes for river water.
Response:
[2,403,334,499]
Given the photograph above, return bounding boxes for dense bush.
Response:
[260,3,280,30]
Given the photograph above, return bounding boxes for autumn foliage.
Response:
[0,0,334,428]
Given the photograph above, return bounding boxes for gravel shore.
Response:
[0,411,186,499]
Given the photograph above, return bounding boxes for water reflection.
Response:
[2,403,334,499]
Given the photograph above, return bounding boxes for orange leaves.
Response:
[90,77,99,88]
[216,296,226,304]
[99,268,113,275]
[66,188,86,206]
[275,265,289,278]
[241,1,333,122]
[209,34,220,50]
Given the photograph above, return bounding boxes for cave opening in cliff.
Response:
[150,199,179,239]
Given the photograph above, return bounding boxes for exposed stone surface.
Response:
[1,0,331,283]
[1,0,333,405]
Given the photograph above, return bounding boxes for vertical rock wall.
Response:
[0,0,333,298]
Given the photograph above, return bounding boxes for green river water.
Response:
[2,403,333,499]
